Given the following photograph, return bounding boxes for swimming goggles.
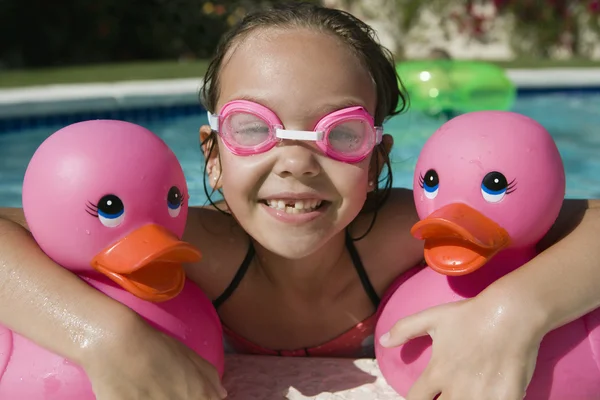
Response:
[207,100,383,163]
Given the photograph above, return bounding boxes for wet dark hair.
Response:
[200,1,408,239]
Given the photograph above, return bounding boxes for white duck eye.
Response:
[419,169,439,199]
[167,186,183,218]
[87,194,125,228]
[481,171,516,203]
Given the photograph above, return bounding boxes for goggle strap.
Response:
[208,111,383,148]
[208,112,220,131]
[375,127,384,144]
[275,129,323,141]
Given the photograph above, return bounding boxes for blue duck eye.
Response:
[87,194,125,228]
[419,169,439,199]
[481,171,515,203]
[167,186,183,217]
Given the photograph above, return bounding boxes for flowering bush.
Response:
[493,0,600,57]
[394,0,600,58]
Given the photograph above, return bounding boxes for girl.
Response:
[1,3,600,400]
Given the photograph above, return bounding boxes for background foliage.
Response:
[1,0,599,70]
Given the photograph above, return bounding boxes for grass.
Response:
[492,58,600,68]
[1,58,600,89]
[0,60,209,88]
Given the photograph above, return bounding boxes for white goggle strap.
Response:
[206,115,323,143]
[275,129,323,141]
[208,112,219,132]
[209,112,382,146]
[375,127,384,145]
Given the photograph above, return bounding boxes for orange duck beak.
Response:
[91,224,201,302]
[411,203,510,276]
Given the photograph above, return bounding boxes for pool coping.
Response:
[1,68,600,118]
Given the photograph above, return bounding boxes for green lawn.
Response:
[1,58,600,89]
[0,60,209,88]
[492,58,600,68]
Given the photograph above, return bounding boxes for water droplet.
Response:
[43,373,62,394]
[85,230,90,235]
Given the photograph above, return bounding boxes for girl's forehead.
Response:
[216,27,377,118]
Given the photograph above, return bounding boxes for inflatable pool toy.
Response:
[375,111,600,399]
[1,120,224,399]
[396,60,516,115]
[396,60,515,114]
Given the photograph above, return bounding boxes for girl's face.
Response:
[209,27,378,259]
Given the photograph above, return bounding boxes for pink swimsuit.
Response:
[212,230,425,358]
[221,316,378,358]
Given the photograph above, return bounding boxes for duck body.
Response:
[375,111,600,399]
[0,120,224,399]
[0,276,223,399]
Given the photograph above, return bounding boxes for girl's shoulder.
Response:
[182,203,249,300]
[0,207,28,229]
[181,191,427,300]
[349,188,425,296]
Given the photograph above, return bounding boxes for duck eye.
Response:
[97,194,125,228]
[481,172,509,203]
[419,169,439,199]
[167,186,183,217]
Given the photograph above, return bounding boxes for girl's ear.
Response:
[200,125,223,190]
[368,133,393,191]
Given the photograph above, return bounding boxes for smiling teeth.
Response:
[267,199,322,214]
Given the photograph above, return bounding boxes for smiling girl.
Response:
[1,3,600,400]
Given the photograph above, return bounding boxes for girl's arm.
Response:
[0,212,133,366]
[0,210,226,399]
[380,198,600,400]
[491,198,600,334]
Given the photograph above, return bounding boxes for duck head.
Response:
[22,120,200,302]
[411,111,565,276]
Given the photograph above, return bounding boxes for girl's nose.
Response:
[272,141,321,179]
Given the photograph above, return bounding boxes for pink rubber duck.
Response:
[1,120,224,399]
[375,111,600,399]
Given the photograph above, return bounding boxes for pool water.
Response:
[1,91,600,208]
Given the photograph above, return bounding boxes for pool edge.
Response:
[1,68,600,119]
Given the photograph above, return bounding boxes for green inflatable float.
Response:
[395,60,516,116]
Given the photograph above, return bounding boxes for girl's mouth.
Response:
[260,198,326,214]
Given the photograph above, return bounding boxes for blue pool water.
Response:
[1,91,600,208]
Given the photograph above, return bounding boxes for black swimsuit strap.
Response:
[212,239,255,309]
[213,230,380,309]
[345,229,380,308]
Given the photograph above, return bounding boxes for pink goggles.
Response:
[207,100,383,163]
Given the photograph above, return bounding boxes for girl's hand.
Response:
[379,294,543,400]
[82,316,227,400]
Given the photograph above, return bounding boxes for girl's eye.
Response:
[225,113,271,146]
[420,169,439,199]
[327,120,367,153]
